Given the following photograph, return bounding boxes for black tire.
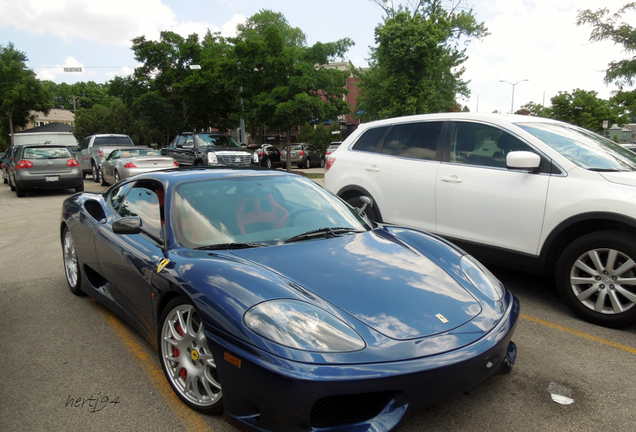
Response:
[75,183,84,193]
[114,171,121,183]
[320,157,325,168]
[92,164,99,183]
[99,167,108,186]
[345,194,381,222]
[9,177,15,191]
[2,175,6,184]
[556,230,636,328]
[159,298,223,413]
[305,158,311,169]
[62,227,84,295]
[265,158,272,169]
[15,183,25,197]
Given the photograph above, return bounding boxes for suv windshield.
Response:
[194,134,241,149]
[518,122,636,172]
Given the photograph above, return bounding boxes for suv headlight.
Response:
[207,152,218,164]
[460,255,504,301]
[244,300,365,352]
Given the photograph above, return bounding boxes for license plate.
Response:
[44,176,59,182]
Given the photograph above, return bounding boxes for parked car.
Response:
[61,167,518,432]
[325,141,341,160]
[281,143,325,168]
[161,132,258,167]
[76,134,136,182]
[325,112,636,328]
[2,146,18,185]
[99,147,178,185]
[249,144,281,168]
[9,144,83,197]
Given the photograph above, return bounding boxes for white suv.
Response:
[325,113,636,328]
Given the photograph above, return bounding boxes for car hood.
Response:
[204,147,253,153]
[231,231,481,340]
[599,171,636,187]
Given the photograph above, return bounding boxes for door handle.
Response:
[364,165,380,172]
[441,175,463,184]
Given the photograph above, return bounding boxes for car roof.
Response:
[358,112,568,129]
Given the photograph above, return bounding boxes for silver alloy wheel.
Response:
[63,229,79,288]
[161,303,222,408]
[92,164,98,182]
[115,171,120,183]
[569,247,636,315]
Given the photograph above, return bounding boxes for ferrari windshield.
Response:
[518,122,636,172]
[173,174,371,249]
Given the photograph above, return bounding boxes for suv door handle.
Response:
[441,175,463,184]
[364,165,380,172]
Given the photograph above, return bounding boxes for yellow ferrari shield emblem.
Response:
[157,258,170,273]
[191,350,199,361]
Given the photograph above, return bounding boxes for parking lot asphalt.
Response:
[1,175,635,432]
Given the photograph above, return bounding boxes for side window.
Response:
[108,149,120,160]
[118,185,163,239]
[382,122,442,161]
[450,122,532,168]
[175,135,187,147]
[352,126,389,153]
[109,182,134,211]
[183,136,194,147]
[80,138,90,151]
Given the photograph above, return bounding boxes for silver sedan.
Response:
[99,147,178,185]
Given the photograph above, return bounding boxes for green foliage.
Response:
[43,81,112,111]
[0,42,52,147]
[519,102,552,117]
[232,9,352,170]
[73,98,138,144]
[355,0,488,121]
[533,89,627,133]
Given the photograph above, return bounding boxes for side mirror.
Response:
[358,196,373,215]
[506,151,541,171]
[112,216,142,235]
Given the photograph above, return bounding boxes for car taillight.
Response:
[173,161,179,167]
[124,162,137,169]
[17,160,33,169]
[66,159,80,167]
[299,150,305,156]
[98,150,104,158]
[325,157,335,171]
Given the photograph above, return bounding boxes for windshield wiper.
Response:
[285,227,363,243]
[194,242,266,250]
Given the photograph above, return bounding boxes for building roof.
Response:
[15,122,75,134]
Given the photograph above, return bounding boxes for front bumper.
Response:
[209,295,520,432]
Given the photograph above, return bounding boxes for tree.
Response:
[355,0,488,121]
[548,89,626,133]
[232,10,353,171]
[0,42,52,148]
[73,98,140,144]
[577,3,636,115]
[43,81,112,112]
[519,101,551,117]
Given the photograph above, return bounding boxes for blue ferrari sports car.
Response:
[60,167,519,432]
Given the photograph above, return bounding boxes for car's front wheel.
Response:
[265,158,272,169]
[62,227,83,295]
[114,171,121,183]
[556,231,636,328]
[159,298,223,413]
[99,168,108,186]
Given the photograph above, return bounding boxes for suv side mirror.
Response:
[506,151,541,171]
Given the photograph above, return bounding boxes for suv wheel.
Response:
[556,230,636,328]
[304,158,311,169]
[92,163,99,182]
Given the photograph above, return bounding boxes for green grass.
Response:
[305,173,324,179]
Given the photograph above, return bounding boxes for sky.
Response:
[0,0,633,115]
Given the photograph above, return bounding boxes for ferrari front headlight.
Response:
[244,300,365,352]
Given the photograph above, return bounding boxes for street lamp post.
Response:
[499,79,529,114]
